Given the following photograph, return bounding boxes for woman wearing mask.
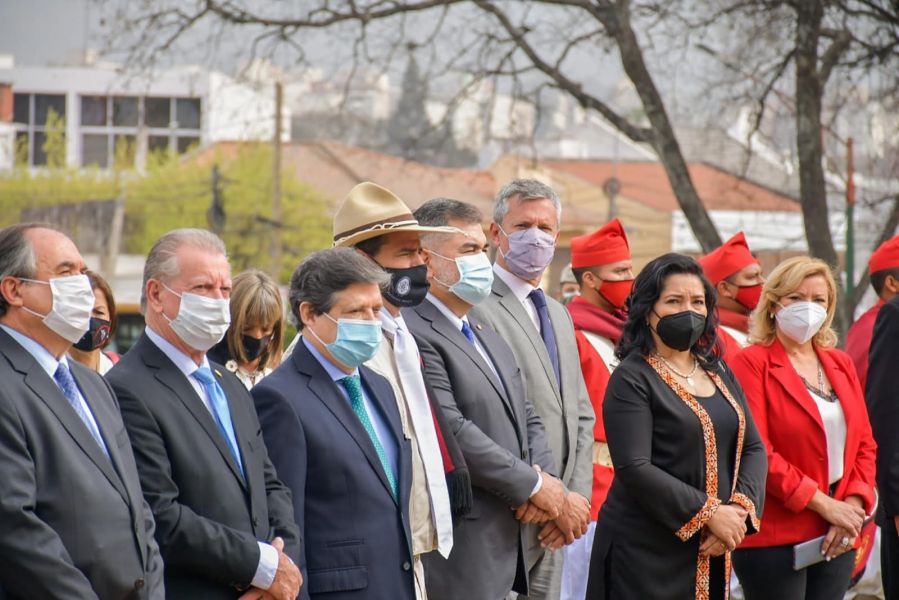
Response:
[68,270,118,375]
[586,253,767,600]
[730,256,876,599]
[208,269,284,389]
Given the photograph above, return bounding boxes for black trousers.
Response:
[733,544,854,600]
[882,521,899,599]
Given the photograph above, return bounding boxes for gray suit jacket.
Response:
[0,328,163,600]
[471,275,595,499]
[404,300,555,600]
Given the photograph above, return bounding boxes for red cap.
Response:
[870,235,899,274]
[570,219,630,269]
[698,231,758,284]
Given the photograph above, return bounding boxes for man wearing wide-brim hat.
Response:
[286,182,471,600]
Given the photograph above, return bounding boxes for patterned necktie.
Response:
[193,366,244,478]
[54,362,110,458]
[460,320,477,346]
[528,288,561,387]
[340,374,398,498]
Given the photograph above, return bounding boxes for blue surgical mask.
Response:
[307,313,382,368]
[498,225,556,280]
[431,250,495,306]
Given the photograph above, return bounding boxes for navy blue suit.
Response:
[251,337,415,600]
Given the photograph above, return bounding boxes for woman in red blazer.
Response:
[730,256,877,600]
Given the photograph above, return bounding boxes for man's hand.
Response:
[540,492,590,547]
[267,537,302,600]
[528,469,566,519]
[538,521,567,550]
[513,500,555,524]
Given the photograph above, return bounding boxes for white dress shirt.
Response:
[493,263,541,331]
[809,390,847,485]
[145,326,279,591]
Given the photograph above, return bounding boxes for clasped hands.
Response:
[513,465,590,551]
[238,537,303,600]
[699,504,748,558]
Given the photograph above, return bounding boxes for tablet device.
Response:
[793,535,827,570]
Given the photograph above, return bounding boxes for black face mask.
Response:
[73,317,111,352]
[653,310,706,351]
[242,333,273,361]
[382,264,430,308]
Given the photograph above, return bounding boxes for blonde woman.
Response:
[208,269,284,389]
[730,256,876,600]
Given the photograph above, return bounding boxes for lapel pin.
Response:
[214,369,223,377]
[475,324,483,330]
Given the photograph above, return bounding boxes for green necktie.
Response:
[339,374,397,498]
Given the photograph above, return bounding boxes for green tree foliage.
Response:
[0,141,332,284]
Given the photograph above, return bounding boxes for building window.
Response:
[12,93,67,167]
[77,95,202,168]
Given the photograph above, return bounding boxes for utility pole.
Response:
[207,164,225,235]
[270,81,283,280]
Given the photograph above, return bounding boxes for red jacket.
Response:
[573,330,613,520]
[845,300,884,392]
[731,340,877,548]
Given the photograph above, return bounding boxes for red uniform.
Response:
[845,300,884,392]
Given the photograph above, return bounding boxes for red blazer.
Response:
[730,339,877,548]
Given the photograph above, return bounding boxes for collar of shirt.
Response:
[145,325,210,378]
[0,323,67,378]
[301,335,358,383]
[425,293,468,332]
[493,262,536,303]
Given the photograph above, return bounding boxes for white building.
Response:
[0,55,290,171]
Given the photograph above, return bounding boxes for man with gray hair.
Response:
[472,179,595,600]
[253,247,416,600]
[0,222,164,598]
[107,228,302,600]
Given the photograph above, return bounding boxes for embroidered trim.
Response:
[729,492,761,532]
[647,356,748,600]
[676,495,722,541]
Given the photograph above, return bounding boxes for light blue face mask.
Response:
[308,313,382,368]
[431,250,495,306]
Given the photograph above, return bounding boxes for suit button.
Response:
[402,561,411,571]
[134,578,145,590]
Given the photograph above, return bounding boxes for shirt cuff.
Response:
[251,542,279,590]
[529,472,543,497]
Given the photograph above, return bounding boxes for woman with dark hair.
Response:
[586,253,767,600]
[68,270,119,374]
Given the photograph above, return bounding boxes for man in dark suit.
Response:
[107,228,301,600]
[404,199,565,600]
[867,292,899,599]
[471,179,593,599]
[0,223,163,599]
[252,247,415,600]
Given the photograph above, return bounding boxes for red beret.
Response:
[570,219,630,269]
[870,235,899,273]
[698,231,758,284]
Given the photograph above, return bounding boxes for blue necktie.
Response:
[193,366,244,478]
[528,288,561,387]
[460,320,477,346]
[340,374,398,498]
[54,362,110,458]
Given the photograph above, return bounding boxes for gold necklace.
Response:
[655,352,699,387]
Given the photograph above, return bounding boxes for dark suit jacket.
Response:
[403,300,555,600]
[866,295,899,524]
[107,332,299,599]
[252,338,414,600]
[731,339,876,547]
[0,327,163,600]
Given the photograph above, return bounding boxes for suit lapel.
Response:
[768,340,824,429]
[140,338,247,489]
[492,278,562,403]
[293,343,398,504]
[0,332,132,504]
[214,364,255,492]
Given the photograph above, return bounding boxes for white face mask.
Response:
[20,275,95,344]
[161,283,231,352]
[776,301,827,344]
